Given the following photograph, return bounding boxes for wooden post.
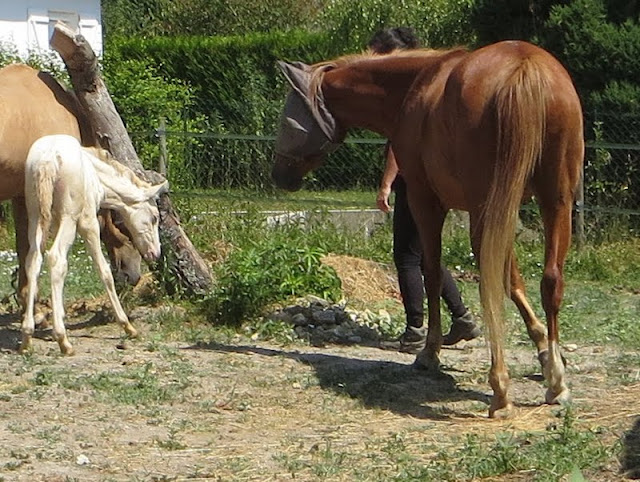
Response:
[50,22,212,294]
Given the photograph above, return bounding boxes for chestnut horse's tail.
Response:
[480,58,548,363]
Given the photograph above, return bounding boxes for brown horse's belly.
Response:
[0,169,25,200]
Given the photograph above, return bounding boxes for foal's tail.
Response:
[32,158,58,251]
[480,58,548,364]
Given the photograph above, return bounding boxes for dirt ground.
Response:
[0,256,638,481]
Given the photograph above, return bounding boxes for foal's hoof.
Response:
[125,325,138,339]
[545,386,571,406]
[489,400,514,419]
[19,340,33,355]
[58,339,75,356]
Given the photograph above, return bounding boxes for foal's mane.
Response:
[307,47,468,107]
[84,147,151,188]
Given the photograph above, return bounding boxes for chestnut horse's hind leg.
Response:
[508,253,550,362]
[469,211,514,418]
[537,197,572,406]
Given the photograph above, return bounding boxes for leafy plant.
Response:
[203,224,342,325]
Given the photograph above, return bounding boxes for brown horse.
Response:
[0,63,142,318]
[271,41,584,418]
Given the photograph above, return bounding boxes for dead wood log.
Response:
[50,22,212,295]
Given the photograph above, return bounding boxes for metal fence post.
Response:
[157,117,167,176]
[575,166,585,249]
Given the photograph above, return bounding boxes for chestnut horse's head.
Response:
[272,61,345,191]
[99,209,143,286]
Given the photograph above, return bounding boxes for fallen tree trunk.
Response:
[50,22,213,295]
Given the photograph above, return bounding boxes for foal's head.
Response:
[87,147,169,263]
[116,189,166,262]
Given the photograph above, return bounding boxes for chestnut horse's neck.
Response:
[316,49,468,138]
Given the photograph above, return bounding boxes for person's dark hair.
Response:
[367,27,420,54]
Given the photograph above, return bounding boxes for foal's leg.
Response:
[508,253,550,363]
[13,198,49,327]
[78,215,138,339]
[47,217,78,355]
[19,222,45,353]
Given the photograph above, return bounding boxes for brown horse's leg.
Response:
[12,198,30,313]
[509,253,549,360]
[470,211,513,418]
[407,189,447,373]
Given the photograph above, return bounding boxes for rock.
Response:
[312,310,336,325]
[291,313,308,326]
[76,454,90,466]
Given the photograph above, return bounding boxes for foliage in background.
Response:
[0,44,69,83]
[110,31,365,190]
[102,0,327,37]
[314,0,476,51]
[101,49,207,188]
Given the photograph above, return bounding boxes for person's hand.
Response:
[376,185,392,213]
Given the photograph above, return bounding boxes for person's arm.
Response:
[377,144,399,213]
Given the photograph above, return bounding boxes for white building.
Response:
[0,1,102,58]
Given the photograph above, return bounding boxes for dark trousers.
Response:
[392,177,467,329]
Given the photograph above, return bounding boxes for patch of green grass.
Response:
[425,408,613,481]
[272,409,614,481]
[155,425,187,451]
[31,362,192,406]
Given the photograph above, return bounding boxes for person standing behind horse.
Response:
[370,27,481,353]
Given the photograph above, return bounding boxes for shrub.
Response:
[203,224,342,325]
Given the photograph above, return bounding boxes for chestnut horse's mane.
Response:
[307,47,469,107]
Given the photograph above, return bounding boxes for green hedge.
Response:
[108,31,386,191]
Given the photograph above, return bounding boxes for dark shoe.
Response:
[442,311,481,346]
[380,326,426,354]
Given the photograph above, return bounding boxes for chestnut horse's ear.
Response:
[277,60,311,75]
[277,60,313,97]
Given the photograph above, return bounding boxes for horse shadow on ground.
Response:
[622,416,640,479]
[189,341,506,421]
[0,308,119,352]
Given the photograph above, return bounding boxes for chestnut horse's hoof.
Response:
[412,350,440,374]
[538,349,567,373]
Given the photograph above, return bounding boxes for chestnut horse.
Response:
[0,63,142,317]
[271,41,584,418]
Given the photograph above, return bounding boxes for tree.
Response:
[51,23,213,295]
